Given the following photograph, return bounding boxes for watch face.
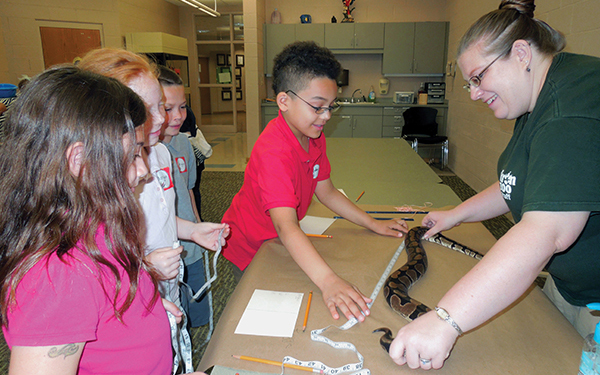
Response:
[437,308,449,319]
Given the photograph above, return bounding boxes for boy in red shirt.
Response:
[223,41,407,322]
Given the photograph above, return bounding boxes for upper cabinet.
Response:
[264,24,325,75]
[324,23,384,53]
[383,22,448,76]
[264,22,448,76]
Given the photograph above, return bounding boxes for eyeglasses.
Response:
[286,90,340,114]
[462,53,504,92]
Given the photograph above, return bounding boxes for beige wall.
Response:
[445,0,600,192]
[0,0,179,84]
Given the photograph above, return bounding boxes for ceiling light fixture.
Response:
[179,0,220,17]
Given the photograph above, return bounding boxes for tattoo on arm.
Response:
[47,343,80,359]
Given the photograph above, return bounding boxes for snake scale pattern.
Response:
[374,226,484,352]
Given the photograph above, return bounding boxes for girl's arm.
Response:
[10,343,84,375]
[176,217,230,251]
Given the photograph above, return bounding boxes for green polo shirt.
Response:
[497,53,600,306]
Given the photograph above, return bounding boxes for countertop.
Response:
[261,98,448,107]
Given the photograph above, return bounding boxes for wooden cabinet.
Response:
[324,23,384,52]
[383,22,448,75]
[323,107,382,138]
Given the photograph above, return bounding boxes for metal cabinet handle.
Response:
[394,127,402,131]
[341,116,351,119]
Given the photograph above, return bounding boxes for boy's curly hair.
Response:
[272,41,341,94]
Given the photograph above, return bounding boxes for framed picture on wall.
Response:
[216,67,231,84]
[236,90,243,100]
[236,54,244,67]
[235,78,241,89]
[221,90,232,101]
[235,67,242,77]
[227,54,231,66]
[217,54,226,66]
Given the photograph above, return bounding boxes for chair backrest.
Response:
[402,107,439,137]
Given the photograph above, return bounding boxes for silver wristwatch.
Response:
[435,306,463,335]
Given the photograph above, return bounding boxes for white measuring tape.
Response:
[282,241,406,375]
[166,241,194,374]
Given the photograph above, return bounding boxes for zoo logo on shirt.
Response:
[176,156,187,173]
[156,167,174,190]
[313,164,320,179]
[499,170,516,200]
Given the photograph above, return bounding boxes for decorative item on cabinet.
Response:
[300,14,312,23]
[331,16,337,23]
[271,8,281,24]
[342,0,355,23]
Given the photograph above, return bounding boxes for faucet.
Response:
[351,89,363,103]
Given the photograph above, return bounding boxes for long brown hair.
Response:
[0,66,150,325]
[457,0,566,59]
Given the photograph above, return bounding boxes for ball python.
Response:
[374,226,483,352]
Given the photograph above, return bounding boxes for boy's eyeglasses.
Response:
[286,90,340,114]
[462,53,504,92]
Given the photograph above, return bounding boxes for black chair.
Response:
[401,107,448,169]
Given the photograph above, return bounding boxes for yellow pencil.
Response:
[302,291,313,332]
[233,355,323,373]
[355,190,365,202]
[306,233,333,238]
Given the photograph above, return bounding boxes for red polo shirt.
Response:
[222,111,331,270]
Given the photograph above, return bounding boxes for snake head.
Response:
[373,327,394,353]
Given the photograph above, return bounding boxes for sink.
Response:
[338,101,375,105]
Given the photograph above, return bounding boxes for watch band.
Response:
[435,306,463,335]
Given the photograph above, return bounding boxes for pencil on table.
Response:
[355,190,365,202]
[233,354,323,374]
[306,233,333,238]
[303,291,313,332]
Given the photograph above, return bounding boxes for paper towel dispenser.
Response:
[336,69,349,87]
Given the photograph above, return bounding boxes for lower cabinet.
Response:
[324,107,382,138]
[261,104,447,138]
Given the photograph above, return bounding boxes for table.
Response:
[326,138,461,207]
[200,203,582,374]
[200,138,582,374]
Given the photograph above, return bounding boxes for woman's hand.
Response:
[320,274,372,322]
[421,210,461,239]
[389,310,459,370]
[145,245,183,280]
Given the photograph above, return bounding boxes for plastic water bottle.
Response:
[368,85,376,102]
[578,303,600,375]
[271,8,281,24]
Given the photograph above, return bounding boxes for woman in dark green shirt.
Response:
[388,0,600,370]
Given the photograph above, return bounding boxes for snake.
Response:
[374,226,484,352]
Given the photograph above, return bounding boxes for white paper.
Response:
[299,215,336,235]
[235,289,303,337]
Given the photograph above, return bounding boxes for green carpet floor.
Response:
[0,171,512,373]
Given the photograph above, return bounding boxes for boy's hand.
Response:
[145,245,183,280]
[371,218,409,238]
[189,222,230,251]
[321,274,372,322]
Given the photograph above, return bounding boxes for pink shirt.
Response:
[222,111,331,270]
[3,226,172,375]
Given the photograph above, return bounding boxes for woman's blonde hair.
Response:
[457,0,566,59]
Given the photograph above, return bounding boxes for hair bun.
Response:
[499,0,535,18]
